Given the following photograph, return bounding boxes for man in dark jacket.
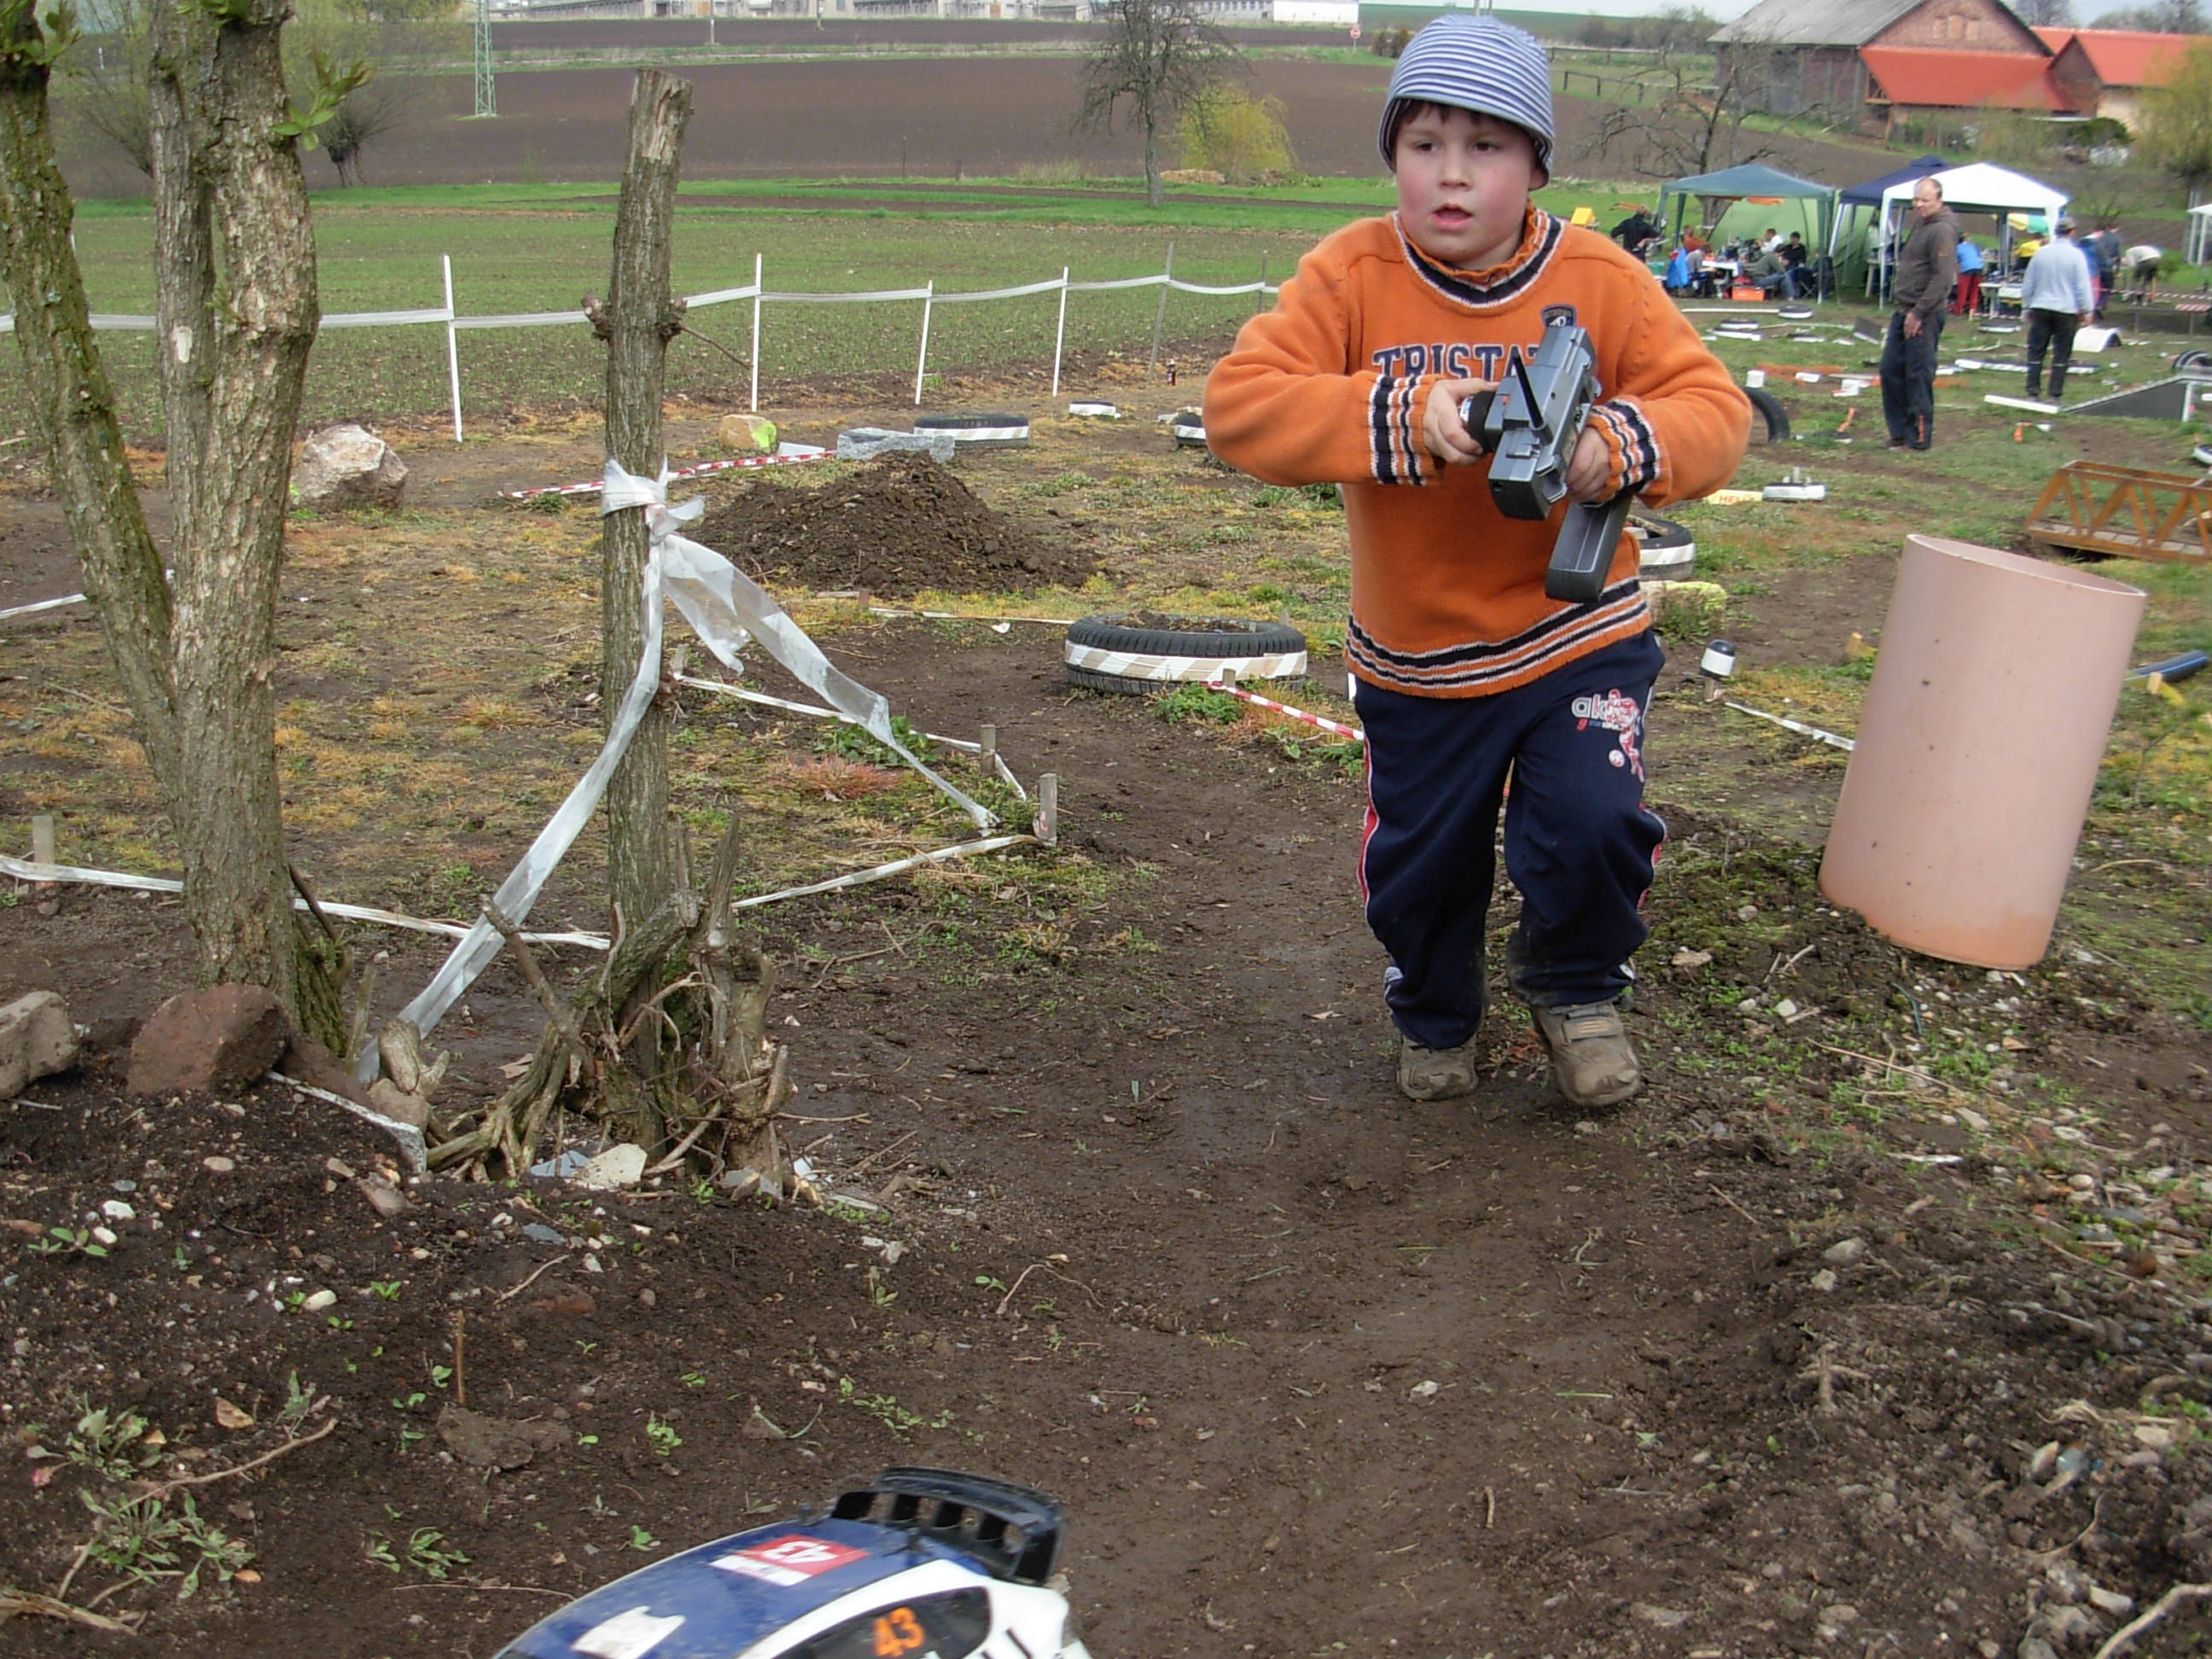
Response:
[1882,178,1958,451]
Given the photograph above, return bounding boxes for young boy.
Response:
[1202,15,1749,1109]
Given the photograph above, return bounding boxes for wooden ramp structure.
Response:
[2025,460,2212,564]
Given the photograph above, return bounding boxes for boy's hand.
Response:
[1421,376,1496,466]
[1565,427,1613,504]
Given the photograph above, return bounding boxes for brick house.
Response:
[2037,26,2209,129]
[1712,0,2048,119]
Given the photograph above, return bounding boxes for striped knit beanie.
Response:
[1378,15,1555,177]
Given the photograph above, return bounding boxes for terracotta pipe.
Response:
[1819,535,2146,970]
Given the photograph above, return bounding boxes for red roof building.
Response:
[1859,44,2065,130]
[2034,27,2208,125]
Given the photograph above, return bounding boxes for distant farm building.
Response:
[2037,27,2205,128]
[1713,0,2208,137]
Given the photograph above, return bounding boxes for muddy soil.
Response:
[4,399,2212,1659]
[691,451,1097,597]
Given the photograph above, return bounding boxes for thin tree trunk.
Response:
[147,0,322,1010]
[601,68,690,940]
[0,4,180,796]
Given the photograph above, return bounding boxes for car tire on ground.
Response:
[913,412,1030,448]
[1064,613,1307,695]
[1630,512,1696,580]
[1745,386,1790,444]
[1169,409,1208,448]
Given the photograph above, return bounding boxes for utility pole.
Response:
[474,0,497,119]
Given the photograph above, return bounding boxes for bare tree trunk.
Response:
[0,0,335,1035]
[0,4,180,794]
[148,0,323,1012]
[600,68,690,949]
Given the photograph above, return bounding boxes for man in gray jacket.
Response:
[1882,177,1958,451]
[2021,218,2094,403]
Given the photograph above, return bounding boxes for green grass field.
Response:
[23,172,1705,434]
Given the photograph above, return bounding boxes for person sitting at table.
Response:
[1746,243,1795,300]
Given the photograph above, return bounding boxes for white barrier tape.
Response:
[684,283,763,309]
[269,1071,428,1173]
[673,673,1027,800]
[933,278,1068,305]
[321,308,451,330]
[630,462,994,830]
[731,834,1033,911]
[1167,279,1270,296]
[1723,700,1854,752]
[1064,643,1307,683]
[1069,275,1168,292]
[378,498,674,1067]
[1208,678,1365,743]
[381,459,994,1065]
[763,286,931,305]
[865,607,1077,626]
[0,853,609,947]
[0,591,91,623]
[451,310,590,332]
[498,445,831,500]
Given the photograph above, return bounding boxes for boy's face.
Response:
[1391,105,1541,271]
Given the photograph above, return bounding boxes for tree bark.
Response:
[600,68,691,942]
[0,3,180,795]
[0,0,334,1033]
[147,0,323,1010]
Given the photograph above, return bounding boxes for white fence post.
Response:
[1051,265,1068,398]
[443,254,463,443]
[913,277,934,406]
[749,252,763,414]
[1149,241,1175,381]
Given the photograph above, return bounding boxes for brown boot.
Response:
[1397,1039,1478,1102]
[1531,1001,1641,1109]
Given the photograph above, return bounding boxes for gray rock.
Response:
[2017,1637,2059,1659]
[295,422,406,511]
[0,989,79,1099]
[835,428,956,463]
[1823,1237,1869,1266]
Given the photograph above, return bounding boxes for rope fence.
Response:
[0,252,1280,442]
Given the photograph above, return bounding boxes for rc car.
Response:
[494,1467,1093,1659]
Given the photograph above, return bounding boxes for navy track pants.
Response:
[1354,630,1667,1051]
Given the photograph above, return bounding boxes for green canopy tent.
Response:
[1658,161,1840,295]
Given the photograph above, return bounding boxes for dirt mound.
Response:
[691,452,1094,598]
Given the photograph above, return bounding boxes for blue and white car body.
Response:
[496,1469,1092,1659]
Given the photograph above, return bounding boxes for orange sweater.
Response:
[1204,207,1750,697]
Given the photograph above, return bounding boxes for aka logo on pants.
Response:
[1571,689,1644,780]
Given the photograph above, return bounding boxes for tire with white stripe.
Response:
[914,413,1030,448]
[1064,614,1308,695]
[1169,409,1208,449]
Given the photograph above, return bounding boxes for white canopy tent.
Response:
[1868,161,2069,294]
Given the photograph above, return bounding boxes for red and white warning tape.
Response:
[498,446,832,500]
[1207,678,1365,744]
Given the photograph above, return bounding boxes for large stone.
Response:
[277,1033,374,1109]
[126,985,289,1098]
[295,423,407,511]
[367,1078,430,1129]
[0,990,80,1099]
